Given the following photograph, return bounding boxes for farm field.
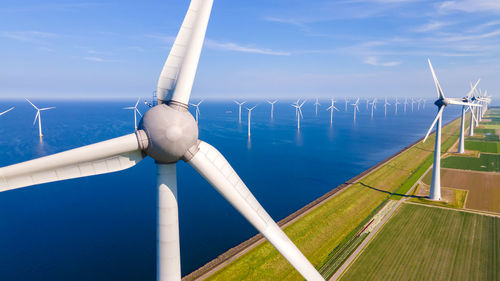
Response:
[442,153,500,172]
[340,204,500,281]
[465,140,500,153]
[422,168,500,213]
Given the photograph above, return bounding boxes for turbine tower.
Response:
[423,59,477,200]
[403,97,408,113]
[458,80,481,153]
[344,97,349,111]
[411,97,415,112]
[369,98,377,119]
[326,99,339,127]
[234,100,246,123]
[124,98,143,131]
[1,2,324,281]
[0,107,14,116]
[266,99,278,120]
[314,98,321,116]
[292,100,306,130]
[189,100,203,123]
[352,98,360,121]
[246,106,256,138]
[384,97,390,117]
[25,98,55,138]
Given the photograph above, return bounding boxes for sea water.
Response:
[0,99,461,280]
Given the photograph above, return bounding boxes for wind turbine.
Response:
[189,100,203,123]
[292,98,301,118]
[246,106,256,138]
[326,99,339,126]
[366,98,370,110]
[266,99,278,120]
[124,98,143,131]
[369,98,377,119]
[0,107,14,116]
[25,98,55,138]
[422,59,477,200]
[291,100,306,130]
[411,97,415,112]
[1,2,324,281]
[352,98,360,121]
[384,97,390,117]
[234,100,246,123]
[394,98,400,115]
[314,98,321,116]
[458,80,481,153]
[344,97,349,111]
[403,97,408,113]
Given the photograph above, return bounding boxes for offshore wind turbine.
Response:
[234,100,246,123]
[246,106,256,138]
[1,2,324,281]
[344,97,349,111]
[326,99,339,126]
[403,97,408,113]
[314,98,321,116]
[422,59,477,200]
[292,100,306,130]
[411,97,415,112]
[369,98,377,119]
[366,98,370,110]
[394,98,400,114]
[458,80,481,153]
[0,107,14,116]
[25,98,55,138]
[384,97,390,117]
[352,98,360,121]
[124,98,143,131]
[266,99,278,120]
[189,100,203,123]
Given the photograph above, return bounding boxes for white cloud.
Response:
[0,31,56,43]
[439,0,500,13]
[84,56,105,62]
[412,21,451,33]
[204,39,291,56]
[364,56,401,67]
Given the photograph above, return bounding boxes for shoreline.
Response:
[182,116,460,281]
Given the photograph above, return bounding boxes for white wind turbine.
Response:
[403,97,408,113]
[266,99,278,120]
[189,100,203,123]
[458,80,481,153]
[411,97,415,112]
[394,98,400,114]
[124,98,143,131]
[422,59,477,200]
[352,98,360,121]
[234,100,246,123]
[326,99,340,126]
[25,98,55,138]
[0,107,14,116]
[366,98,370,110]
[344,97,349,111]
[292,100,306,130]
[246,105,256,138]
[314,98,321,116]
[384,97,390,117]
[292,98,301,117]
[369,98,377,119]
[1,2,324,281]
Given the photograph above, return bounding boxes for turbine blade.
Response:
[423,106,444,143]
[25,98,39,110]
[39,107,56,111]
[124,107,135,109]
[0,133,145,192]
[447,100,480,107]
[427,59,446,100]
[0,107,14,116]
[136,108,143,117]
[156,0,214,105]
[33,111,39,126]
[187,141,324,281]
[466,79,480,99]
[333,106,339,111]
[135,97,141,108]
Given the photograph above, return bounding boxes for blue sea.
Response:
[0,99,461,280]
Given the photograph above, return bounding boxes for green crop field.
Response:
[465,140,500,153]
[340,204,500,281]
[442,153,500,172]
[196,114,463,281]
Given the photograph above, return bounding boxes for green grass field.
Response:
[465,140,500,153]
[199,116,463,281]
[340,204,500,281]
[442,153,500,172]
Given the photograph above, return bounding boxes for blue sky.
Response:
[0,0,499,100]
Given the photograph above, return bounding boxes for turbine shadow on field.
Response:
[359,182,426,198]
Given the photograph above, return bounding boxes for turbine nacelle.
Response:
[139,104,198,163]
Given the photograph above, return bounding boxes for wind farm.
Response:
[0,1,498,281]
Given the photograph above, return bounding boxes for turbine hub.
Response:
[434,98,449,107]
[139,104,198,163]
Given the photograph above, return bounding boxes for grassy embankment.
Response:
[203,117,463,281]
[340,204,500,281]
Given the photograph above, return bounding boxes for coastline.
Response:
[182,116,460,281]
